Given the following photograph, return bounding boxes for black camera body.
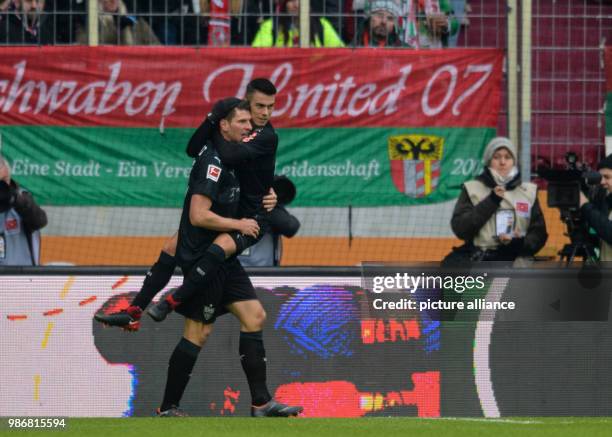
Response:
[538,152,601,210]
[537,152,601,263]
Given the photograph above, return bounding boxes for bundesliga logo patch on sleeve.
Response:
[207,165,221,182]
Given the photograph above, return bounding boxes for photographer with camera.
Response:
[579,154,612,262]
[0,157,47,266]
[445,137,548,264]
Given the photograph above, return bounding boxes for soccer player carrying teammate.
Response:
[95,78,279,330]
[147,78,278,320]
[155,97,302,417]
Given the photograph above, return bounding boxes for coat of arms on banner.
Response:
[388,134,444,198]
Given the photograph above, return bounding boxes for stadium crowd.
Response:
[0,0,467,47]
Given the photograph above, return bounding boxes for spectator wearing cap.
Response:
[0,157,47,266]
[239,175,300,266]
[445,137,547,264]
[252,0,344,47]
[354,0,407,47]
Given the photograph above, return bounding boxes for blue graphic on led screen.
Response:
[274,285,360,359]
[123,365,137,417]
[421,316,441,353]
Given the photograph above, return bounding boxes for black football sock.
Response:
[160,337,201,411]
[132,251,176,310]
[239,331,272,406]
[172,244,225,302]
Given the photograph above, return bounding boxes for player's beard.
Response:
[372,26,389,42]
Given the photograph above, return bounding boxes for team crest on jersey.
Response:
[388,134,444,198]
[203,304,215,321]
[207,164,221,182]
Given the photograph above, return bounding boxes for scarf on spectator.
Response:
[209,0,231,46]
[401,0,440,48]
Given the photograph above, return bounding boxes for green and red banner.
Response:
[0,47,502,207]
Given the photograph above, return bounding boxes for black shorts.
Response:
[175,258,257,324]
[229,212,271,254]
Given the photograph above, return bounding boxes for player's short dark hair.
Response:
[225,100,251,122]
[246,78,277,98]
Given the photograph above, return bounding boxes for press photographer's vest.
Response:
[601,210,612,261]
[0,209,40,266]
[464,181,537,250]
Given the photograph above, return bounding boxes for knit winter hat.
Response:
[366,0,402,17]
[482,137,518,166]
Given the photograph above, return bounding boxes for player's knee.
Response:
[192,325,212,347]
[184,320,213,347]
[199,325,213,344]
